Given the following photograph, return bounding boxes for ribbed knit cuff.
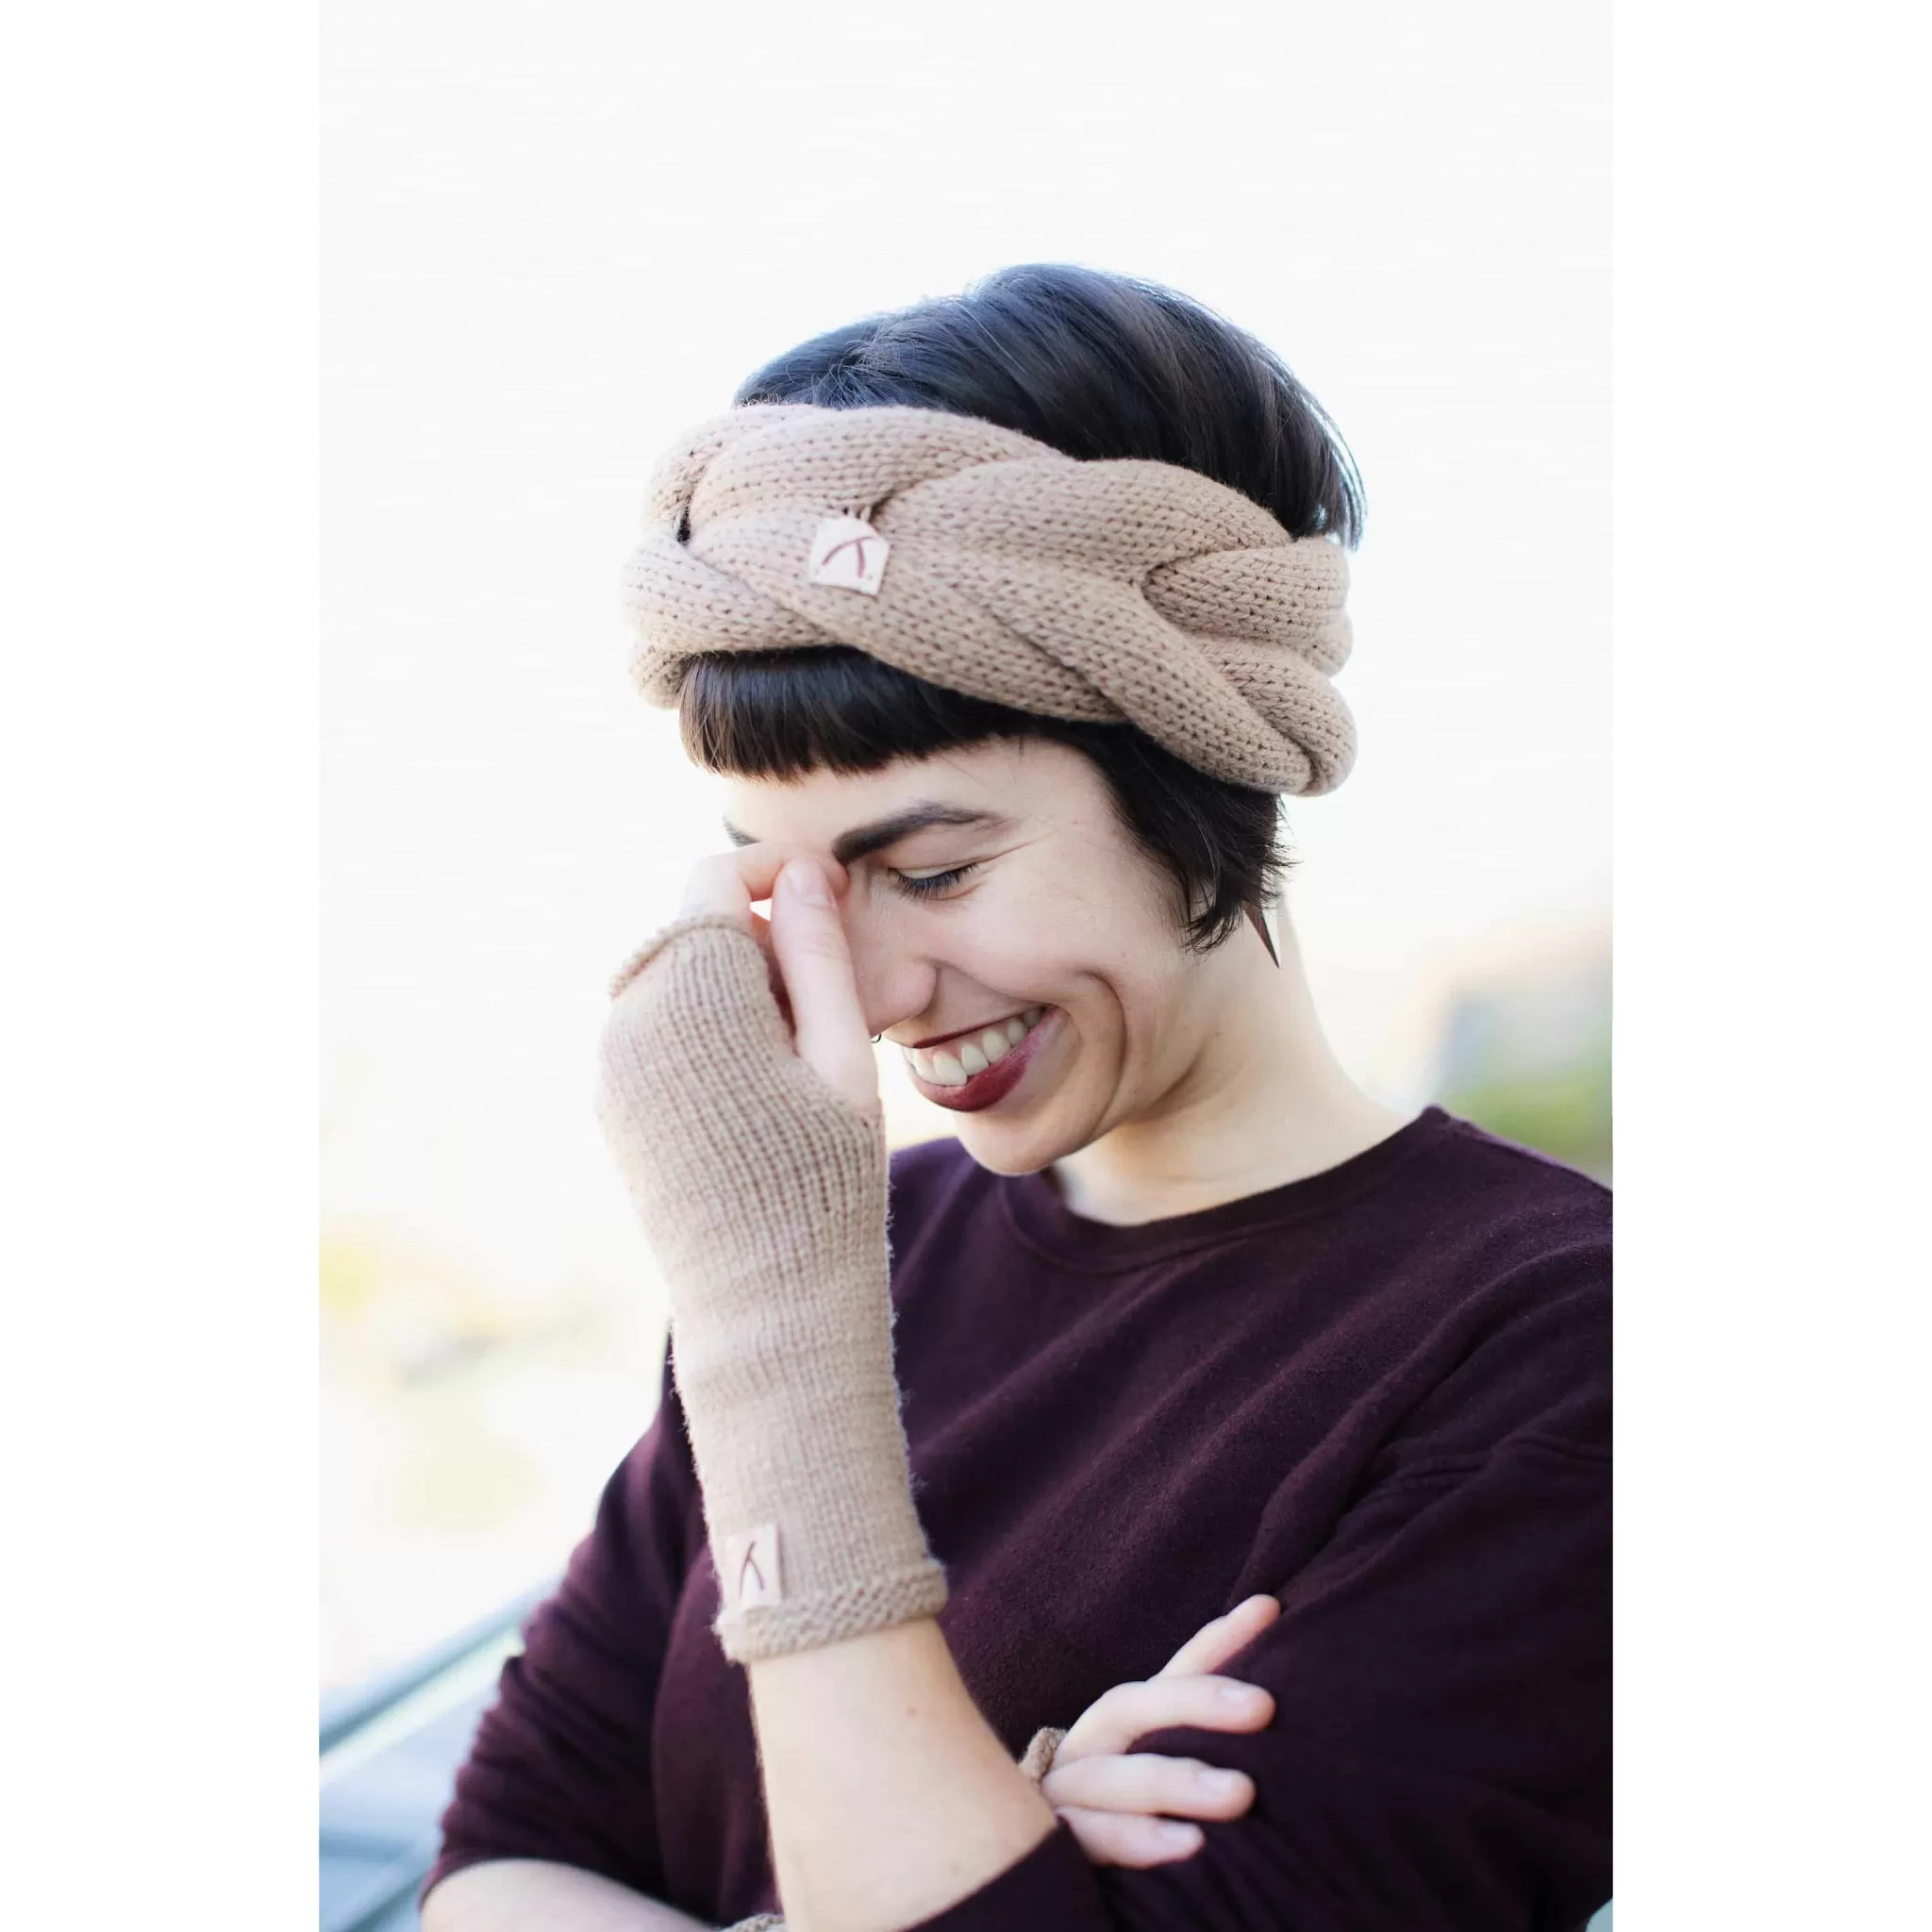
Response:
[713,1556,951,1665]
[1017,1725,1067,1783]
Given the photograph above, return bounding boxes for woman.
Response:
[422,264,1610,1931]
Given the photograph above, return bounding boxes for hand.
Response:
[1039,1594,1280,1868]
[663,842,879,1118]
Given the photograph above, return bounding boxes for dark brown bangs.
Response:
[676,646,1038,779]
[675,646,1292,956]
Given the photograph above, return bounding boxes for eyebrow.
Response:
[722,802,1012,867]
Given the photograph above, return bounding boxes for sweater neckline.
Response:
[998,1105,1452,1272]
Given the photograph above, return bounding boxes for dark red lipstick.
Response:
[907,1008,1060,1113]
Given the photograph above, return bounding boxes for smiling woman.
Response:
[422,263,1610,1932]
[694,648,1290,958]
[701,730,1391,1182]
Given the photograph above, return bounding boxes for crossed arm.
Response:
[747,1616,1062,1930]
[424,1618,1062,1932]
[423,1566,1284,1932]
[426,1465,1609,1932]
[423,1858,713,1931]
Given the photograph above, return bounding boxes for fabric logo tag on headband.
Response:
[807,516,891,596]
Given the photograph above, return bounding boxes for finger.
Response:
[1157,1594,1282,1677]
[674,844,850,924]
[1052,1804,1202,1870]
[746,907,791,1031]
[1057,1674,1274,1761]
[771,858,879,1115]
[673,848,843,1032]
[1043,1753,1255,1823]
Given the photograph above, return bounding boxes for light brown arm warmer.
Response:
[594,913,948,1665]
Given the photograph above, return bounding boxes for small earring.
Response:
[870,1033,884,1043]
[1243,899,1281,968]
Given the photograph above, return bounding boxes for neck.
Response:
[1049,905,1414,1227]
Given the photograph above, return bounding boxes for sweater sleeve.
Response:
[421,1335,699,1908]
[899,1257,1612,1932]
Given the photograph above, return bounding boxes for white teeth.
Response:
[903,1008,1049,1088]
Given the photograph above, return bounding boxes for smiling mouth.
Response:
[901,1007,1047,1087]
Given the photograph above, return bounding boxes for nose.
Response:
[841,894,941,1043]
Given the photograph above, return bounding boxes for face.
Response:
[721,738,1243,1174]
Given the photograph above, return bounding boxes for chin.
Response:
[951,1097,1099,1177]
[951,1126,1057,1177]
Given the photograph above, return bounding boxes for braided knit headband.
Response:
[621,403,1357,795]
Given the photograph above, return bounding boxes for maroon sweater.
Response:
[427,1105,1611,1929]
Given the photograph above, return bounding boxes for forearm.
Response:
[598,904,1055,1924]
[748,1616,1058,1932]
[422,1858,716,1932]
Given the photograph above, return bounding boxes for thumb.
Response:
[771,858,880,1117]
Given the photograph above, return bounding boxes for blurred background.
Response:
[321,6,1607,1917]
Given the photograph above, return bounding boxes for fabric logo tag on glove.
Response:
[724,1524,785,1607]
[807,516,890,596]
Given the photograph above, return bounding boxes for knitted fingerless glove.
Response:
[594,912,949,1664]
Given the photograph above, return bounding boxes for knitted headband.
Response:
[621,402,1357,795]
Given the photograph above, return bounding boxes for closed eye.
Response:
[888,862,981,901]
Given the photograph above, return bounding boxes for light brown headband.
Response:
[620,402,1357,795]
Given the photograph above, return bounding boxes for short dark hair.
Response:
[675,263,1365,952]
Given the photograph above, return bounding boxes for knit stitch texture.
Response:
[595,912,949,1664]
[622,404,1357,794]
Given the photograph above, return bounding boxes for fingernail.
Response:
[1158,1822,1201,1847]
[783,860,830,906]
[1199,1768,1246,1794]
[1217,1680,1263,1706]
